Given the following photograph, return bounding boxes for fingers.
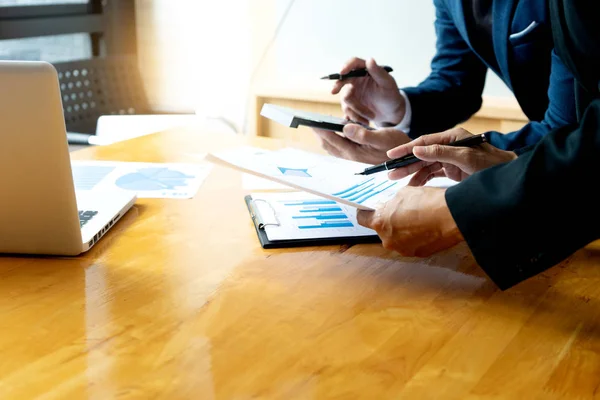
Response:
[429,170,448,180]
[442,165,465,182]
[386,136,430,159]
[312,128,357,159]
[341,99,374,123]
[331,57,367,94]
[341,84,375,121]
[319,138,343,158]
[412,144,468,165]
[386,127,472,159]
[365,58,395,87]
[356,209,375,228]
[342,108,370,126]
[343,124,410,148]
[387,160,430,180]
[407,162,443,186]
[340,57,367,75]
[332,78,359,95]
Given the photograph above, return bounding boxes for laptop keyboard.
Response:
[79,210,98,227]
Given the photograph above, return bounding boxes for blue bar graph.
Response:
[298,221,354,229]
[293,214,348,220]
[298,207,342,213]
[332,178,374,196]
[333,178,399,204]
[283,198,355,230]
[283,200,336,206]
[343,181,388,201]
[354,182,398,203]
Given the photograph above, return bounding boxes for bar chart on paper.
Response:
[287,199,352,230]
[331,177,399,206]
[251,192,377,241]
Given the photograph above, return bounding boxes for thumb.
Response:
[413,144,466,164]
[356,210,375,228]
[366,58,394,86]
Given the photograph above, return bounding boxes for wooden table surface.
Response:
[2,128,600,399]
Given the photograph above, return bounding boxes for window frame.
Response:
[0,0,103,54]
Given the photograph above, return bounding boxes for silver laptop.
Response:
[0,61,136,255]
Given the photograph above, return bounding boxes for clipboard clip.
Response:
[248,199,280,229]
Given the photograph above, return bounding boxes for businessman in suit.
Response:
[313,0,577,165]
[356,0,600,290]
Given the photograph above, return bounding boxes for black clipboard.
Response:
[244,195,380,249]
[260,103,374,133]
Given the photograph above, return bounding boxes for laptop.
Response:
[0,61,136,255]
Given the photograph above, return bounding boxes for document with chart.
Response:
[71,160,211,199]
[248,192,377,242]
[206,147,455,210]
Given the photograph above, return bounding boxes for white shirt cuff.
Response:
[395,90,412,134]
[374,90,412,133]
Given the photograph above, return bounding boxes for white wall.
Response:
[136,0,251,125]
[137,0,514,133]
[261,0,512,96]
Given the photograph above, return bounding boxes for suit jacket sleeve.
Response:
[485,50,577,150]
[445,99,600,290]
[401,0,487,137]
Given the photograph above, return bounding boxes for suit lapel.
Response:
[493,0,518,89]
[453,0,473,48]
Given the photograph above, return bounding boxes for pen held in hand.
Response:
[355,133,488,176]
[321,66,393,80]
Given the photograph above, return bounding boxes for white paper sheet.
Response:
[242,174,290,190]
[207,147,456,210]
[71,160,211,199]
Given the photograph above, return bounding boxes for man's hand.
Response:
[332,57,405,126]
[357,186,464,257]
[313,124,410,165]
[385,128,518,185]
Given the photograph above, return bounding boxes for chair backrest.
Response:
[53,56,150,133]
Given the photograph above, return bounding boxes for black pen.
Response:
[355,133,488,176]
[321,66,393,80]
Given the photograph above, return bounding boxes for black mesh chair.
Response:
[53,55,150,135]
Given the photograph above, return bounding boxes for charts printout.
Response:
[207,147,456,211]
[251,192,377,241]
[71,160,211,199]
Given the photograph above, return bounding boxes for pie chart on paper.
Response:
[115,167,194,191]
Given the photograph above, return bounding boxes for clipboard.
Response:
[260,103,374,133]
[244,195,381,249]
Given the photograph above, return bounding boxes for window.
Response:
[0,0,87,5]
[0,0,102,61]
[0,34,91,62]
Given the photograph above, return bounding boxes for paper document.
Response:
[250,192,376,241]
[71,160,211,199]
[206,147,455,210]
[242,174,290,190]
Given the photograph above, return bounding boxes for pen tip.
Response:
[320,76,329,80]
[354,172,363,175]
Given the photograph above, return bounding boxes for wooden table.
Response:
[2,128,600,399]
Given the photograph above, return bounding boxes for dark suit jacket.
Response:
[402,0,577,150]
[445,0,600,290]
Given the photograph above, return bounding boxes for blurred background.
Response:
[0,0,522,146]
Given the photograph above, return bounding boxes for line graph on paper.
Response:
[207,147,407,210]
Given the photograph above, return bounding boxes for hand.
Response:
[313,124,411,165]
[332,57,405,126]
[357,186,464,257]
[386,128,518,185]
